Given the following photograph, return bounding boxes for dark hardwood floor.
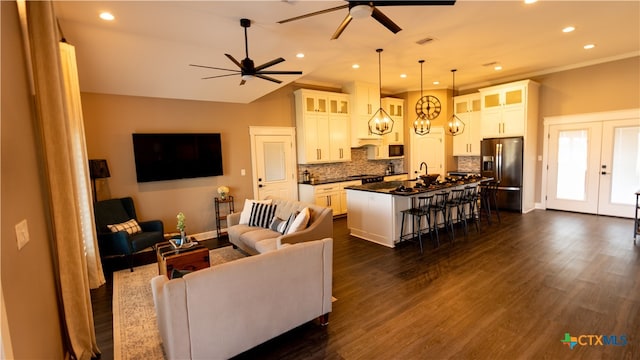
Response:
[91,210,639,359]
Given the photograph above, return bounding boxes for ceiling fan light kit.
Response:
[447,69,465,136]
[189,18,302,85]
[368,48,394,136]
[414,59,431,136]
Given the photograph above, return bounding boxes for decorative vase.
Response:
[220,193,227,200]
[180,229,188,245]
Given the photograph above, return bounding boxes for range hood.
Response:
[352,137,382,148]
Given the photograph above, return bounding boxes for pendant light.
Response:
[413,60,431,135]
[368,48,394,136]
[447,69,465,136]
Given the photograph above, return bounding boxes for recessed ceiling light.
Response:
[400,74,407,78]
[352,64,360,69]
[296,53,304,58]
[524,0,538,4]
[562,26,575,33]
[494,65,503,71]
[433,81,440,85]
[99,12,115,21]
[584,44,595,49]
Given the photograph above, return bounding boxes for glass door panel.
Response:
[556,130,588,201]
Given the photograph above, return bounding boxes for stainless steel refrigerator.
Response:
[481,137,524,212]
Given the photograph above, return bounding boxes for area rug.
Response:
[112,246,246,360]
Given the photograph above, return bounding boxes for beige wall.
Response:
[1,1,65,358]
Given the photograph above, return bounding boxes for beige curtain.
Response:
[23,1,100,359]
[59,42,106,289]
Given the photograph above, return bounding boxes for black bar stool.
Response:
[446,188,467,238]
[399,196,433,254]
[463,185,481,232]
[479,180,501,224]
[432,192,453,245]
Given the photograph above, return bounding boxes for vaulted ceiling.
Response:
[53,1,640,104]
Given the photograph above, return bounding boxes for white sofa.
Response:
[151,238,333,359]
[226,196,333,255]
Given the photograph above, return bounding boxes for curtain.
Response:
[23,1,100,359]
[59,42,106,289]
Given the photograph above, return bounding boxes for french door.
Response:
[546,117,640,218]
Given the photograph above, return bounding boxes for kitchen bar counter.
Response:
[345,177,491,248]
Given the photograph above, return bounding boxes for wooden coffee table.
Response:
[155,242,210,279]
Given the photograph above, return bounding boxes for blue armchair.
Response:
[94,197,164,271]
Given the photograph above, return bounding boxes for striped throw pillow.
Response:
[107,219,142,235]
[248,203,277,228]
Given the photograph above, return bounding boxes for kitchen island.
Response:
[345,177,490,248]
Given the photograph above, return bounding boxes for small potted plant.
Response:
[217,185,230,200]
[170,212,187,248]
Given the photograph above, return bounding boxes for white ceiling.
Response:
[53,0,640,104]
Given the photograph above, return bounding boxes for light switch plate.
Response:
[15,219,30,250]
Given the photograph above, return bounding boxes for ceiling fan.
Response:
[190,18,302,85]
[278,1,456,40]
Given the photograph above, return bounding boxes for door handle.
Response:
[601,171,609,175]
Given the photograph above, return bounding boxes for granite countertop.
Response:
[344,176,492,196]
[299,173,409,186]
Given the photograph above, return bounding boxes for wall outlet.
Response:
[241,169,246,176]
[15,219,30,250]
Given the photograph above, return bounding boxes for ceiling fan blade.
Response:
[331,13,353,40]
[189,64,240,73]
[225,54,244,69]
[277,4,349,24]
[255,74,283,84]
[371,7,402,34]
[369,1,456,5]
[201,73,240,80]
[256,70,302,75]
[255,57,285,71]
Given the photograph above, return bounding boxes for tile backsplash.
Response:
[456,156,481,173]
[298,148,405,181]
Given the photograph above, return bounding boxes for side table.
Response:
[156,243,210,279]
[215,196,235,239]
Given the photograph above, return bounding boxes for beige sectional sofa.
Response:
[226,196,333,254]
[151,237,333,360]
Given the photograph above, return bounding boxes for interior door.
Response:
[546,122,602,213]
[597,119,640,217]
[410,126,445,180]
[250,127,297,200]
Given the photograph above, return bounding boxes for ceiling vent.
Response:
[415,37,434,45]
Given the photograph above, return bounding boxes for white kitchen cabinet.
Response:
[295,89,351,164]
[479,80,538,138]
[342,81,383,147]
[452,93,481,156]
[299,180,359,216]
[382,97,404,145]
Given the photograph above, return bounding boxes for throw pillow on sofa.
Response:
[286,207,310,234]
[269,216,289,234]
[107,219,142,235]
[239,199,273,224]
[248,203,277,228]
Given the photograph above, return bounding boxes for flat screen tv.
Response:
[132,133,223,182]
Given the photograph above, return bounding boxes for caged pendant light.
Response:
[413,59,431,135]
[447,69,465,136]
[368,49,394,136]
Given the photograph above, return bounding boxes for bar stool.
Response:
[446,188,468,238]
[479,180,501,224]
[432,192,453,245]
[463,185,481,232]
[399,196,433,254]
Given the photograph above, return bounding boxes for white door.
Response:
[546,122,602,213]
[598,119,640,217]
[250,127,298,200]
[546,118,640,218]
[410,126,445,180]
